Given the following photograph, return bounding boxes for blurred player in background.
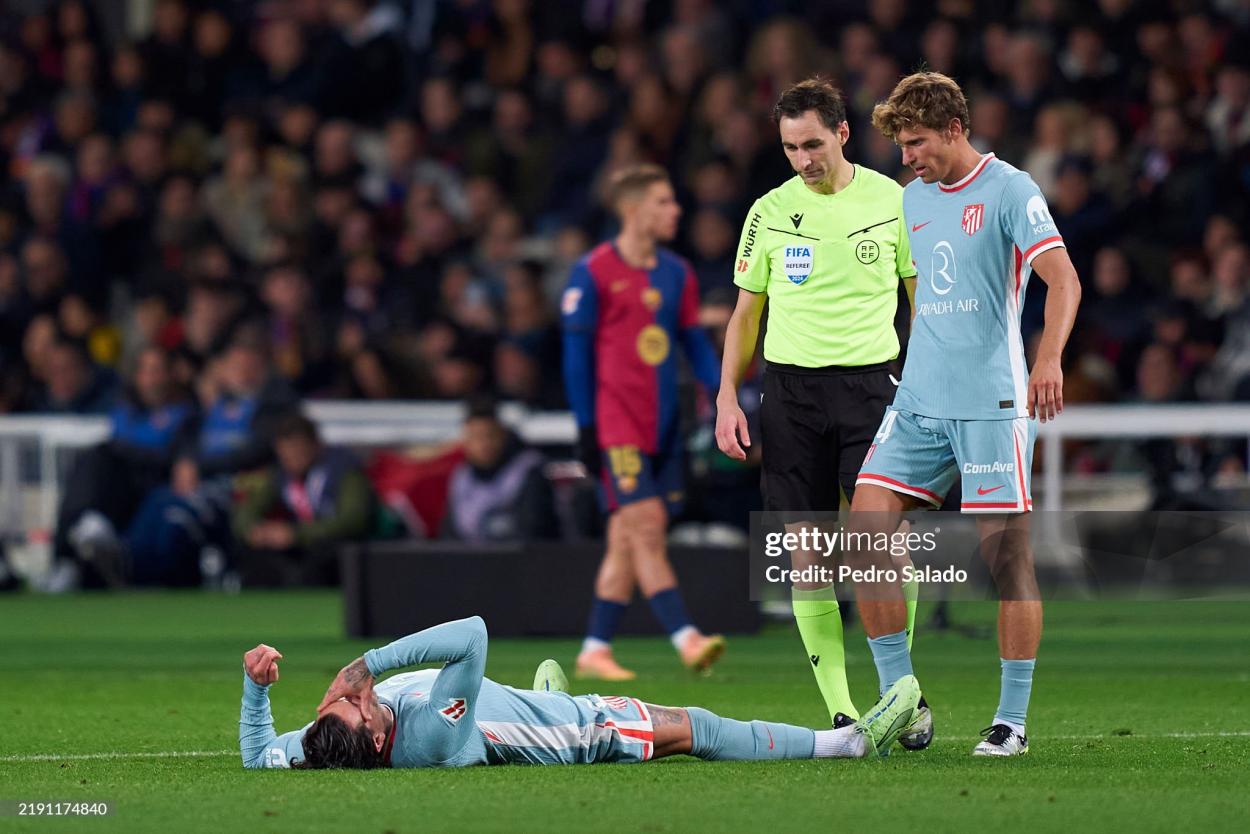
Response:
[716,78,929,747]
[853,72,1082,756]
[239,616,921,769]
[561,165,725,680]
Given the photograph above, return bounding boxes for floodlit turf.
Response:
[2,592,1247,833]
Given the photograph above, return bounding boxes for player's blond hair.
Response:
[871,71,971,140]
[606,163,670,211]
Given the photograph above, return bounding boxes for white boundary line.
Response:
[3,732,1249,763]
[2,750,236,763]
[946,731,1250,741]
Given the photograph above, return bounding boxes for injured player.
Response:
[239,617,919,769]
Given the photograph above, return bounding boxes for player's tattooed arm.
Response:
[316,656,377,718]
[648,706,689,726]
[343,657,370,685]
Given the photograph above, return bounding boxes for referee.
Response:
[715,78,917,726]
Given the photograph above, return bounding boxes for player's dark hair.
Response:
[773,77,847,130]
[605,163,670,211]
[292,714,383,770]
[871,71,971,139]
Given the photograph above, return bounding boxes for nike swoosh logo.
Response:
[911,221,931,232]
[977,485,1006,495]
[766,727,774,750]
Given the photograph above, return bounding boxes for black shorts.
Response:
[760,361,897,513]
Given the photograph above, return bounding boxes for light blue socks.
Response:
[993,658,1036,733]
[867,629,913,694]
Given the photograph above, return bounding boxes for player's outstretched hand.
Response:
[1028,357,1063,423]
[316,657,376,721]
[715,398,751,461]
[243,644,282,686]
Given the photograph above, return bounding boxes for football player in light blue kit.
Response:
[844,72,1081,757]
[239,616,919,769]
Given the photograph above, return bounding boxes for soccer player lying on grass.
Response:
[239,616,919,769]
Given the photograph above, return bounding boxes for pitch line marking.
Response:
[947,731,1250,742]
[2,750,236,763]
[4,732,1250,762]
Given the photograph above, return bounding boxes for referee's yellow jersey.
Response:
[734,166,916,368]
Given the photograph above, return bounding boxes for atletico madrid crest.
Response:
[961,203,984,236]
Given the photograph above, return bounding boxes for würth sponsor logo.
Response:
[741,213,761,258]
[441,698,467,721]
[961,203,984,235]
[962,461,1015,474]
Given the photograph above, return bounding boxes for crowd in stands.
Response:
[1,0,1249,586]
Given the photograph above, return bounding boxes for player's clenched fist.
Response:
[243,644,283,686]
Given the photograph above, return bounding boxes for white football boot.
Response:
[972,723,1029,756]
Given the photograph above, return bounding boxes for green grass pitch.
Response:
[2,592,1246,833]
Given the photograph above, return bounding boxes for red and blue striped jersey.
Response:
[561,241,719,453]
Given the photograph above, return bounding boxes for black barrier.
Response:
[340,541,760,638]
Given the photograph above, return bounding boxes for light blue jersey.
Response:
[893,154,1064,420]
[239,617,655,769]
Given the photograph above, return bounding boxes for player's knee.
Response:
[981,537,1037,598]
[622,501,666,547]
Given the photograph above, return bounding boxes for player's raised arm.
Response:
[1026,247,1082,422]
[316,616,489,720]
[239,644,283,768]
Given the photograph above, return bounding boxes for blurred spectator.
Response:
[1208,243,1249,318]
[139,0,191,103]
[29,336,117,413]
[1133,107,1217,248]
[442,396,557,541]
[260,262,331,394]
[122,334,297,586]
[1205,58,1250,155]
[1048,156,1116,275]
[58,292,121,366]
[320,0,407,124]
[174,333,298,488]
[232,413,379,586]
[687,208,736,297]
[47,346,195,591]
[202,143,269,262]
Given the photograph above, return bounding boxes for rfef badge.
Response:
[783,246,813,285]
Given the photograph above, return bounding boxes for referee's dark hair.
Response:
[773,77,848,131]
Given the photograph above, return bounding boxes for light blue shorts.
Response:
[855,407,1037,514]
